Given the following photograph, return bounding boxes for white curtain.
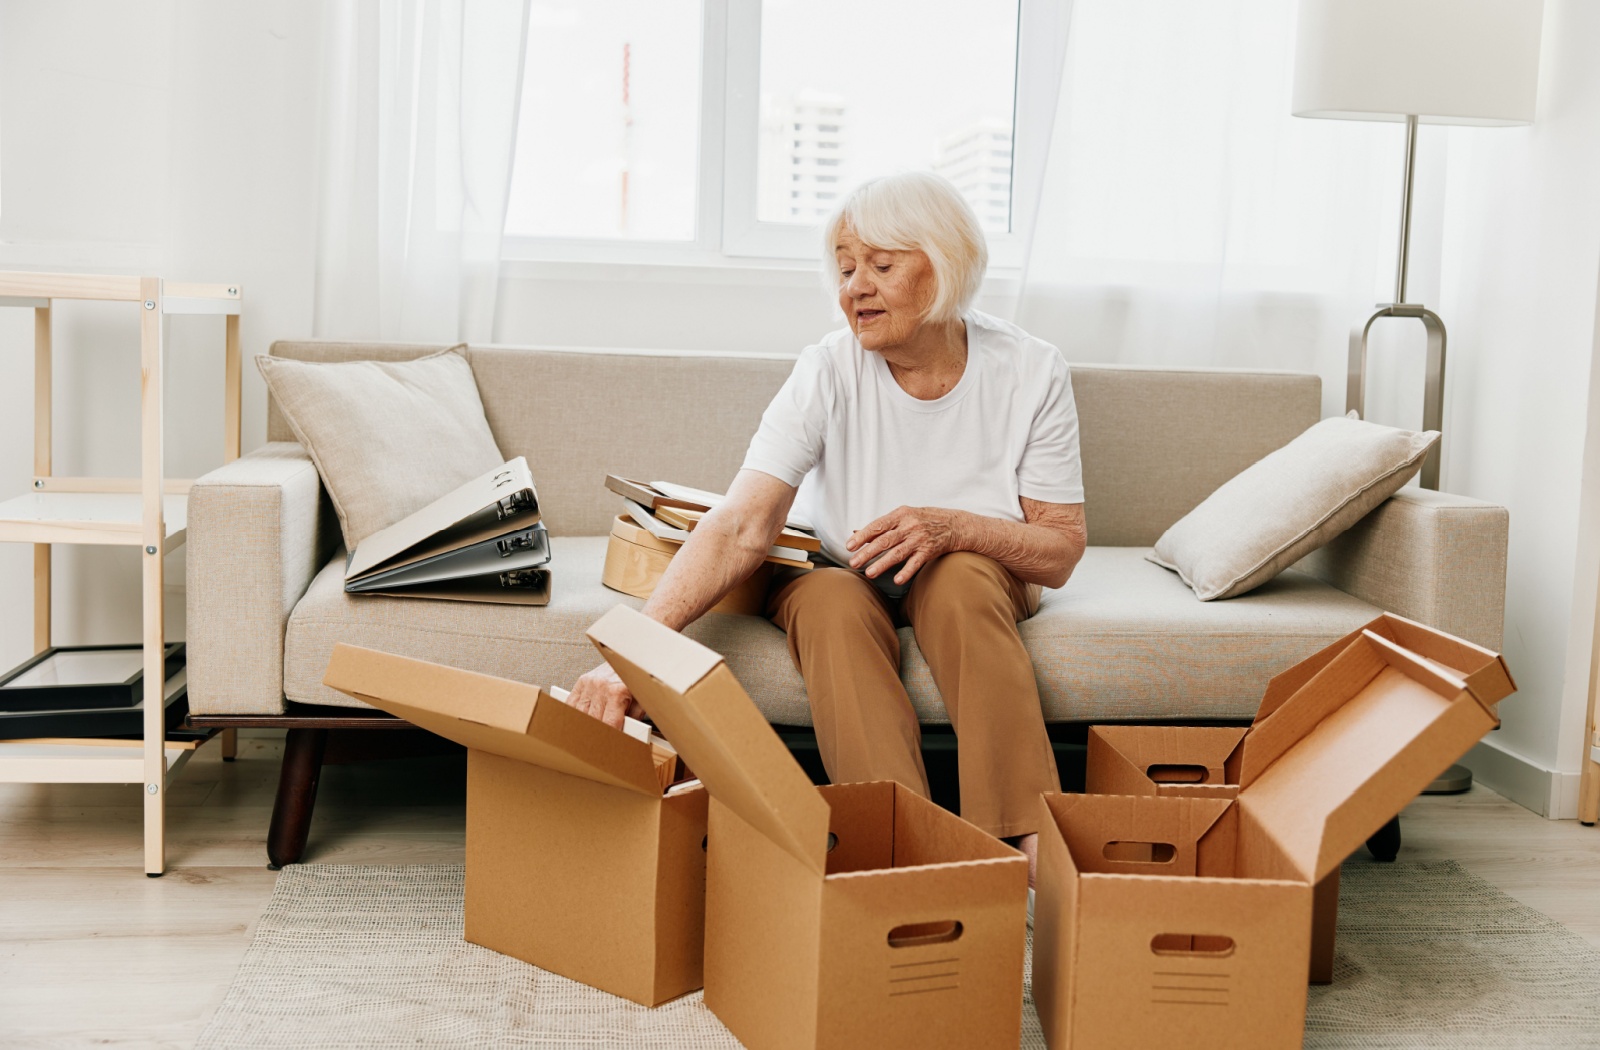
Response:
[314,0,530,344]
[1016,0,1426,423]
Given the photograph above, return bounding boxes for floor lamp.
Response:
[1292,0,1544,490]
[1292,0,1543,798]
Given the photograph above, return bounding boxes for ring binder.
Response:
[343,458,551,605]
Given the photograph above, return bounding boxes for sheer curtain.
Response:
[313,0,530,344]
[1016,0,1419,422]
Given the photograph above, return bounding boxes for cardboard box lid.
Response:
[586,605,832,875]
[1255,613,1515,724]
[322,643,665,797]
[1237,628,1503,884]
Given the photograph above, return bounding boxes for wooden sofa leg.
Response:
[1366,815,1401,862]
[267,727,329,870]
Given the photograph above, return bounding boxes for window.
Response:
[502,0,1043,266]
[503,0,704,241]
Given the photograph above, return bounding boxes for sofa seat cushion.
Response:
[284,541,1381,724]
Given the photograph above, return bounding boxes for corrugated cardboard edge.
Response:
[1257,613,1516,723]
[586,606,832,875]
[322,642,664,797]
[1238,629,1501,883]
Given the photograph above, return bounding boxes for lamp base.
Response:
[1422,763,1473,795]
[1348,302,1447,489]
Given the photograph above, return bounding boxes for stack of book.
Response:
[344,457,550,605]
[601,476,816,614]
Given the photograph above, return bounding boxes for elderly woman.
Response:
[567,171,1086,877]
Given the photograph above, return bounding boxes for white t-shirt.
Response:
[741,310,1085,572]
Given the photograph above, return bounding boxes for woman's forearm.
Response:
[640,515,770,630]
[639,469,798,631]
[953,510,1085,589]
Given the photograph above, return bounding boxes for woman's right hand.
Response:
[564,661,640,729]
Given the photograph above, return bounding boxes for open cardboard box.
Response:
[587,605,1029,1050]
[1083,614,1515,982]
[322,644,708,1007]
[1087,614,1514,797]
[1036,619,1515,1049]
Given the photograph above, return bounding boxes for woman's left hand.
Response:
[847,506,966,586]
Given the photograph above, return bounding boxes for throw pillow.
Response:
[1149,413,1439,601]
[257,346,506,550]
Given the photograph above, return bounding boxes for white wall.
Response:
[1436,0,1600,815]
[0,0,323,673]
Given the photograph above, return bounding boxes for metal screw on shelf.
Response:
[146,783,159,795]
[145,545,158,555]
[227,287,238,296]
[32,479,43,489]
[144,300,155,310]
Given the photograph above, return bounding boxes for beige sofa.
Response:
[187,340,1509,728]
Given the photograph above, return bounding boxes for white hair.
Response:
[822,172,989,325]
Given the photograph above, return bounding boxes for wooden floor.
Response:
[1,731,1597,1049]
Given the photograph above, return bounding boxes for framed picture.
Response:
[0,644,185,713]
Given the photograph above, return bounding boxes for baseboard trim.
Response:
[1462,738,1581,819]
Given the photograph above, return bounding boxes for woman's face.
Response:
[834,227,937,352]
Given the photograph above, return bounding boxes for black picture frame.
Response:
[0,643,186,713]
[0,668,192,740]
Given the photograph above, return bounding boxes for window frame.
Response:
[499,0,1048,273]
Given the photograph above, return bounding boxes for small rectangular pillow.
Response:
[257,346,506,550]
[1149,413,1439,601]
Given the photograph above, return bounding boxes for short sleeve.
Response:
[740,347,834,488]
[1016,351,1085,504]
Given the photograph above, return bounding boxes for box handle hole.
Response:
[1102,840,1177,863]
[1151,933,1235,957]
[888,920,963,947]
[826,832,838,852]
[1146,763,1208,783]
[700,835,708,852]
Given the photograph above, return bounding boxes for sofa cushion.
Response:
[1150,414,1439,600]
[284,542,1381,724]
[256,347,506,549]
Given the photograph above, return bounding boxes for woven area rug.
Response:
[198,860,1600,1049]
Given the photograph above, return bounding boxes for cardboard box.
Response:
[602,514,773,616]
[1087,717,1344,984]
[1037,619,1515,1049]
[322,644,708,1007]
[1082,613,1515,984]
[587,605,1029,1050]
[1086,614,1515,799]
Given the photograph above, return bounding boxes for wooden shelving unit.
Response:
[0,272,242,875]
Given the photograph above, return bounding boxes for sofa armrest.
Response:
[1298,487,1509,649]
[186,443,337,715]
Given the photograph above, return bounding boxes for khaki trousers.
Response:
[766,551,1059,837]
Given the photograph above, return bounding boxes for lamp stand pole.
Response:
[1350,116,1469,800]
[1347,113,1448,490]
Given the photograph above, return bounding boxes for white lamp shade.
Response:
[1293,0,1543,126]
